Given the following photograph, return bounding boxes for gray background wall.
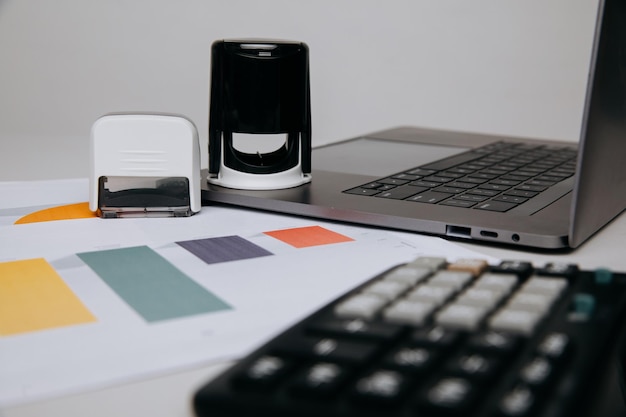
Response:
[0,0,598,180]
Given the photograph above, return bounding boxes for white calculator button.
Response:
[334,293,387,319]
[383,300,437,325]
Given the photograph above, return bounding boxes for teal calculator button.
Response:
[594,268,613,284]
[573,293,596,318]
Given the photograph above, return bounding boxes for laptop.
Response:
[202,0,626,250]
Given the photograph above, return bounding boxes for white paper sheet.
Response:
[0,179,497,408]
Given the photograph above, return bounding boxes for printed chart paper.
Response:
[0,179,497,408]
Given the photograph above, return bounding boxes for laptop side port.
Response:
[446,225,471,238]
[480,230,499,239]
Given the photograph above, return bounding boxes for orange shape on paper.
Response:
[264,225,354,248]
[14,202,97,224]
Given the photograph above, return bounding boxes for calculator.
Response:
[193,257,626,417]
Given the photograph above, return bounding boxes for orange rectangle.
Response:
[0,258,96,336]
[264,225,354,248]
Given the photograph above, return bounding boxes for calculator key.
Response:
[383,265,432,285]
[519,357,554,389]
[489,308,543,335]
[537,333,571,362]
[234,356,292,390]
[384,346,438,374]
[307,318,403,341]
[536,263,579,277]
[446,352,501,381]
[289,362,348,398]
[522,276,567,296]
[455,287,505,309]
[467,331,521,356]
[498,385,536,416]
[334,293,387,319]
[435,303,489,330]
[383,299,437,325]
[447,258,488,275]
[412,326,461,349]
[507,292,557,314]
[406,284,456,306]
[363,280,411,301]
[473,273,518,294]
[419,377,478,414]
[428,270,473,290]
[491,261,534,277]
[407,256,447,271]
[277,337,379,364]
[352,370,409,404]
[594,268,614,284]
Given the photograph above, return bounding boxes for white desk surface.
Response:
[3,176,626,417]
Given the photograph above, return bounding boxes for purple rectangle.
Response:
[177,235,273,265]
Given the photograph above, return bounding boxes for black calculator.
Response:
[193,257,626,417]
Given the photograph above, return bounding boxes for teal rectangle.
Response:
[77,246,231,322]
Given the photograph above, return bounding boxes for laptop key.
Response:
[440,199,477,208]
[491,179,521,186]
[474,201,518,212]
[505,189,539,198]
[406,191,451,204]
[493,195,529,204]
[422,175,454,183]
[465,188,500,197]
[478,183,512,192]
[406,168,437,176]
[344,187,382,196]
[517,184,547,192]
[435,186,467,194]
[525,180,556,187]
[391,173,422,181]
[379,178,410,186]
[455,194,489,202]
[375,185,425,200]
[446,181,477,189]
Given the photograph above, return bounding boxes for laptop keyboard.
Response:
[193,256,626,417]
[343,142,578,212]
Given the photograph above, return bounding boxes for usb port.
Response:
[446,225,471,238]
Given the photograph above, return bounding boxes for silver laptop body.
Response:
[202,0,626,250]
